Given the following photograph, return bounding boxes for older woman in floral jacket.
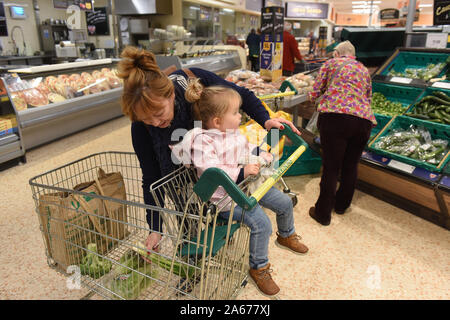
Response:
[308,41,376,226]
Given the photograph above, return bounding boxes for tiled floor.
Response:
[0,116,449,300]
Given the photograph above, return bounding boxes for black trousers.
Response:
[249,56,259,72]
[315,113,372,221]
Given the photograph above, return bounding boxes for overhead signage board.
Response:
[434,0,450,25]
[246,0,263,12]
[285,2,329,19]
[379,8,400,20]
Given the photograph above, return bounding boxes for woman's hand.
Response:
[260,151,273,165]
[244,163,260,178]
[264,118,301,136]
[145,232,162,253]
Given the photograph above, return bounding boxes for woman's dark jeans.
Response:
[315,112,372,222]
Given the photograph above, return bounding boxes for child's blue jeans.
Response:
[219,187,295,270]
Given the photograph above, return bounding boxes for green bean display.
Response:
[388,59,448,81]
[374,126,449,165]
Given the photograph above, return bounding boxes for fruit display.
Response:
[371,92,406,117]
[373,125,449,165]
[6,67,123,110]
[405,90,450,124]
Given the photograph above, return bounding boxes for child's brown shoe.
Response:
[275,232,309,254]
[249,263,280,296]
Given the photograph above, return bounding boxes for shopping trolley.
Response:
[29,127,308,300]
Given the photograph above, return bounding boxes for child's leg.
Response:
[219,204,272,270]
[258,187,295,238]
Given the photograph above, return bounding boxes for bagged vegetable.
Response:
[79,243,112,279]
[131,241,196,279]
[374,126,449,165]
[109,250,158,300]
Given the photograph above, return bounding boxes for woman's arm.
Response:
[187,68,300,134]
[308,61,331,104]
[131,122,164,233]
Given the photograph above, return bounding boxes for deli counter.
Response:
[1,59,123,151]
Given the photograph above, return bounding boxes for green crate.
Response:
[405,86,450,120]
[380,51,449,78]
[370,83,424,141]
[368,115,450,172]
[369,114,392,142]
[278,145,322,176]
[372,82,425,109]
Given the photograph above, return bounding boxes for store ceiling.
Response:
[328,0,434,14]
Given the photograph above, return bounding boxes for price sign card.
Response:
[432,82,450,90]
[387,160,416,174]
[390,77,413,84]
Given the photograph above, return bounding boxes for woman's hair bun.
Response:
[117,46,160,82]
[185,78,204,103]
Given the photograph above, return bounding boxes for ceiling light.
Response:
[418,4,433,7]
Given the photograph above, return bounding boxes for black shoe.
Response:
[335,209,346,215]
[309,207,330,226]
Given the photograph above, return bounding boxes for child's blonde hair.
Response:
[185,78,242,128]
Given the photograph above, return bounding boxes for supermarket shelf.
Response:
[0,133,19,146]
[0,138,24,164]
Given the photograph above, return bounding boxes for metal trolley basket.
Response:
[29,127,308,300]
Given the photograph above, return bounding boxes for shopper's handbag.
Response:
[306,59,355,136]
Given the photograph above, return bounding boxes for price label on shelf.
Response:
[387,160,416,174]
[390,77,413,84]
[431,82,450,90]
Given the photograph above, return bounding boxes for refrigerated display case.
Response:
[2,59,123,151]
[0,78,26,165]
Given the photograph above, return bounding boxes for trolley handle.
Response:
[193,126,308,211]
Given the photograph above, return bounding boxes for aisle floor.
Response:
[0,116,449,300]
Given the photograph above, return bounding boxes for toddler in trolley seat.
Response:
[170,79,309,297]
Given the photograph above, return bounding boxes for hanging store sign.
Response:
[434,0,450,25]
[379,8,400,20]
[285,2,329,19]
[246,0,263,12]
[54,0,93,10]
[199,6,211,21]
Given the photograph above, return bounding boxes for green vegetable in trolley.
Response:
[79,243,112,279]
[109,250,158,300]
[131,241,196,279]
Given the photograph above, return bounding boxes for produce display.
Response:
[6,67,122,111]
[371,92,406,117]
[387,58,449,81]
[373,125,449,165]
[108,249,158,300]
[225,69,315,97]
[79,243,112,279]
[405,91,450,124]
